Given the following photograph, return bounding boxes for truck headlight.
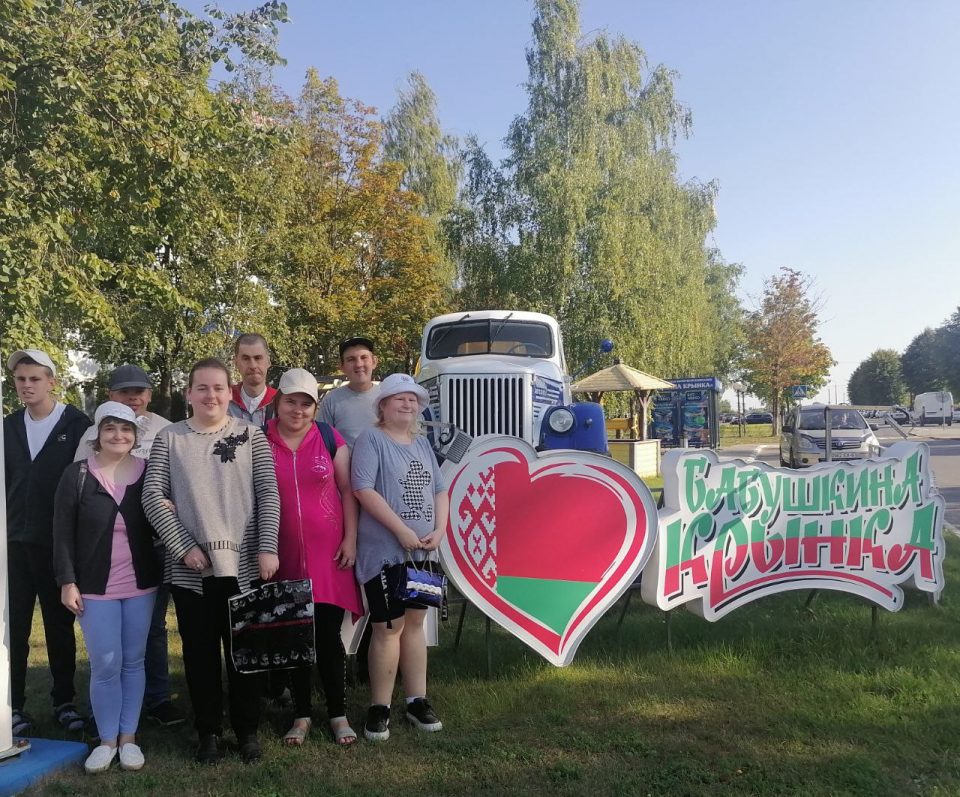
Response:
[547,408,575,434]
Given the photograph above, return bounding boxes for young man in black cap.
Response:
[4,348,92,736]
[75,364,185,727]
[318,337,380,449]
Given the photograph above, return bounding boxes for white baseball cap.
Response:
[278,368,319,401]
[7,349,57,375]
[94,401,138,427]
[377,372,429,409]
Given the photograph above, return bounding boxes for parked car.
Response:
[912,391,954,426]
[779,405,881,468]
[744,411,773,424]
[887,406,911,425]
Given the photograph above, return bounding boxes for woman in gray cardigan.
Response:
[142,358,280,765]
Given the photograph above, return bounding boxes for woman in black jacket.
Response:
[53,401,160,774]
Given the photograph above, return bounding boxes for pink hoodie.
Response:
[265,420,362,615]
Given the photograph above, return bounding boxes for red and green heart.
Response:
[442,439,658,666]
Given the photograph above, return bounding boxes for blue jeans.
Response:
[143,583,171,708]
[77,592,156,741]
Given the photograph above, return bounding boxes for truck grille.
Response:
[444,376,528,439]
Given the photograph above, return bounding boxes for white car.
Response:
[780,405,881,468]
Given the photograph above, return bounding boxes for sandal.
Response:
[54,702,87,732]
[330,716,357,746]
[283,717,311,746]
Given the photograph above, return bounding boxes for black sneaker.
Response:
[195,733,225,765]
[405,698,442,732]
[145,701,186,727]
[364,704,391,741]
[53,702,87,732]
[12,710,32,737]
[237,734,262,763]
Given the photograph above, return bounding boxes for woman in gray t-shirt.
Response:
[351,373,448,743]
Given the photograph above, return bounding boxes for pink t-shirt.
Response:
[82,457,156,601]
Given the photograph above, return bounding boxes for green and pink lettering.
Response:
[641,443,944,620]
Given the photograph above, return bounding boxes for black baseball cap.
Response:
[109,364,152,390]
[338,336,376,359]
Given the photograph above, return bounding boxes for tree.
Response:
[383,71,461,296]
[256,71,450,375]
[937,308,960,396]
[741,268,833,433]
[0,0,289,413]
[449,0,741,378]
[847,349,907,405]
[900,327,949,399]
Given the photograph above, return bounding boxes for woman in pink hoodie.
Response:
[265,368,363,746]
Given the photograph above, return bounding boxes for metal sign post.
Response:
[0,377,18,758]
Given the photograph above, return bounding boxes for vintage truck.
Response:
[416,310,607,456]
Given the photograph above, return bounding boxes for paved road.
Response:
[720,426,960,529]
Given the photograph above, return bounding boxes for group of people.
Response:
[3,333,448,774]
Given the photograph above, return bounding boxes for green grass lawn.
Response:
[719,423,778,447]
[19,536,960,796]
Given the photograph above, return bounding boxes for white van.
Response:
[913,391,954,426]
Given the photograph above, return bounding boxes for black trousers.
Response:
[171,577,263,738]
[290,603,348,718]
[8,542,77,711]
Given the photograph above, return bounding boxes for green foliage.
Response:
[741,268,833,430]
[449,0,742,379]
[937,307,960,396]
[848,349,907,406]
[252,71,450,376]
[0,0,288,415]
[383,71,461,301]
[900,327,950,399]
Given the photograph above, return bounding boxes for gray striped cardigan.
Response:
[142,417,280,594]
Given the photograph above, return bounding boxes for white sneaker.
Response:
[84,744,117,774]
[119,742,145,771]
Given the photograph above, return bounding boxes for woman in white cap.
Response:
[53,402,161,773]
[264,368,363,746]
[350,372,449,742]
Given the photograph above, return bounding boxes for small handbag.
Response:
[395,557,447,609]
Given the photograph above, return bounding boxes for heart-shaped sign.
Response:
[440,435,658,666]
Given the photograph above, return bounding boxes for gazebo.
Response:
[571,360,675,441]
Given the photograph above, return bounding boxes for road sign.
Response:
[791,385,808,399]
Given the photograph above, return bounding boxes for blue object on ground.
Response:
[0,738,87,796]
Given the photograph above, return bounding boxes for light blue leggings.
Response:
[78,592,156,741]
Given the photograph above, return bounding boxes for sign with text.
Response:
[641,443,944,620]
[441,436,658,666]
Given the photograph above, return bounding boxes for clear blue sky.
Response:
[186,0,960,405]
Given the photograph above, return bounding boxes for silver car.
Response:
[779,405,881,468]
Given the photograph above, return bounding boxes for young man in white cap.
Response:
[228,333,277,427]
[319,337,380,449]
[3,348,93,736]
[75,364,184,727]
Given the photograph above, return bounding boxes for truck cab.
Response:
[417,310,606,453]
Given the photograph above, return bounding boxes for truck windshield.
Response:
[426,320,554,359]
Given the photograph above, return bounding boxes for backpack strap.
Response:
[263,420,338,460]
[315,421,338,460]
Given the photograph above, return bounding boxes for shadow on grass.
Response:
[17,539,960,796]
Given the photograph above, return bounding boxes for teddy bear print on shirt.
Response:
[398,460,433,523]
